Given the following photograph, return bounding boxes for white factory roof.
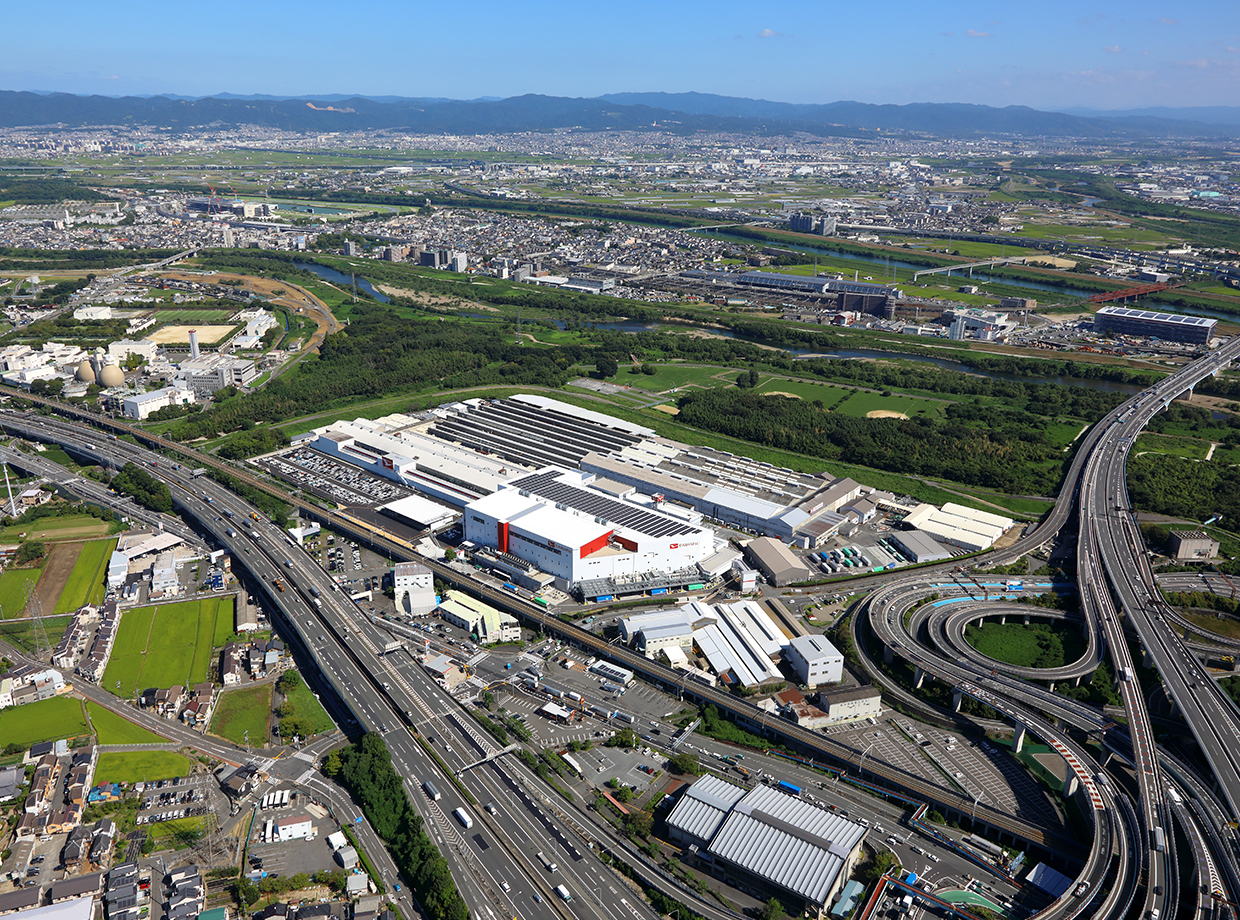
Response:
[116,531,183,560]
[379,493,457,529]
[469,489,610,549]
[688,601,783,688]
[789,634,843,664]
[719,600,789,657]
[667,774,747,843]
[709,783,866,905]
[941,502,1013,531]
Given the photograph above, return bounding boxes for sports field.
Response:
[210,684,271,745]
[0,696,89,748]
[102,598,235,698]
[94,751,190,786]
[86,701,163,745]
[0,568,41,619]
[54,538,117,613]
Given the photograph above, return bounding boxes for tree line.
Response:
[322,732,469,920]
[675,389,1069,494]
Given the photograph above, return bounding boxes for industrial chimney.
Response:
[188,329,200,359]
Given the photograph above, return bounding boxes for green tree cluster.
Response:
[110,462,172,513]
[322,733,468,920]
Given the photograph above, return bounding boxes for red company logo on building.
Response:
[381,457,394,469]
[670,543,679,549]
[548,541,556,549]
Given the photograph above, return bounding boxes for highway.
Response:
[0,414,664,920]
[7,334,1240,920]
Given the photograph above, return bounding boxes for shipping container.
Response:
[423,781,441,801]
[555,885,572,902]
[776,780,801,795]
[453,807,473,829]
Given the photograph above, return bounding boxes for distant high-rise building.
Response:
[449,251,468,273]
[789,212,815,233]
[817,216,837,236]
[222,227,235,248]
[949,315,968,341]
[344,240,361,257]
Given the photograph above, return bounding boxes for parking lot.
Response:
[257,449,411,508]
[825,718,1062,827]
[135,775,214,826]
[248,802,340,880]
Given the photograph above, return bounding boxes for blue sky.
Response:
[3,0,1237,110]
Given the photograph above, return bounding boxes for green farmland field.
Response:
[210,684,271,745]
[54,538,117,613]
[0,696,89,748]
[86,701,163,745]
[94,751,190,786]
[0,568,41,618]
[103,598,235,698]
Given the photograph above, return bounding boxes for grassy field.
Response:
[0,567,41,618]
[152,309,236,323]
[1134,432,1212,460]
[53,538,117,613]
[103,598,234,698]
[279,681,334,738]
[965,619,1087,669]
[210,684,271,745]
[1184,612,1240,642]
[0,514,115,542]
[94,751,191,786]
[0,696,89,748]
[0,616,71,655]
[85,701,163,745]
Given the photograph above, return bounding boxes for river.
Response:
[296,262,391,303]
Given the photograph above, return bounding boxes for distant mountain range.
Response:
[2,89,1237,139]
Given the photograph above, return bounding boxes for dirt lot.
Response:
[32,542,79,615]
[146,324,236,345]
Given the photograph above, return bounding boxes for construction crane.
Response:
[205,183,221,215]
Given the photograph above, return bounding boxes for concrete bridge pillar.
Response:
[1013,724,1027,754]
[952,690,963,712]
[883,645,894,665]
[914,667,926,689]
[1073,674,1082,687]
[1047,681,1056,693]
[1063,773,1079,798]
[1023,615,1030,625]
[1000,615,1006,625]
[1143,648,1154,670]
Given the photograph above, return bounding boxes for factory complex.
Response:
[667,774,867,916]
[618,600,843,689]
[291,393,1016,597]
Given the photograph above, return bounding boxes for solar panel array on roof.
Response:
[1097,306,1211,326]
[510,471,699,538]
[429,398,643,471]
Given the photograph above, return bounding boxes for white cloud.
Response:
[759,28,778,38]
[1160,17,1177,24]
[965,29,991,38]
[1104,45,1122,53]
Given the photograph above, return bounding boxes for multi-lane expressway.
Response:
[0,414,670,920]
[7,335,1240,920]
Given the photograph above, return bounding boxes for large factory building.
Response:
[1094,306,1216,345]
[463,468,713,587]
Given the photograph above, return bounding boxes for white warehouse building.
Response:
[785,635,844,687]
[122,387,195,420]
[901,502,1014,552]
[393,561,435,616]
[463,468,713,587]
